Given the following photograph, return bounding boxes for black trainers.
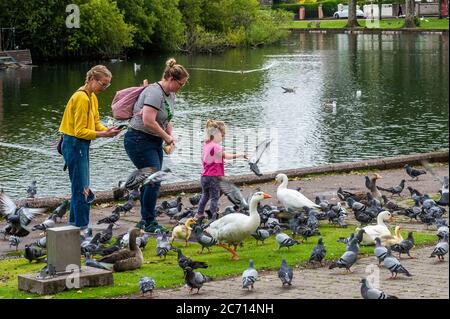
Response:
[144,221,168,233]
[135,220,147,230]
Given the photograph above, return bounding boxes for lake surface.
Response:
[0,32,448,199]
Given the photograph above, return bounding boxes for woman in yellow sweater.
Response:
[59,65,121,229]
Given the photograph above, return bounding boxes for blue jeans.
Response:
[61,134,91,228]
[124,128,163,224]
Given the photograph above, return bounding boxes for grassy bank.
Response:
[285,17,449,30]
[0,225,437,299]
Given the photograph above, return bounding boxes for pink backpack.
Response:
[111,84,148,120]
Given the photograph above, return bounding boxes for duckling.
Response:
[171,218,196,247]
[98,228,144,272]
[380,226,403,247]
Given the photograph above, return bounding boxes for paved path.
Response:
[134,246,448,299]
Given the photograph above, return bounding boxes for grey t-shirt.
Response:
[129,83,175,136]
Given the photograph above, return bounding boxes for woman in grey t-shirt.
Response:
[124,58,189,233]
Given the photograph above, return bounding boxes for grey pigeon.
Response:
[377,179,405,197]
[360,278,398,299]
[274,227,299,250]
[184,266,212,294]
[24,244,46,263]
[193,225,217,254]
[281,86,295,93]
[251,228,271,245]
[97,210,120,225]
[8,235,20,250]
[277,259,293,286]
[139,276,156,296]
[26,181,37,198]
[242,259,258,290]
[189,193,202,206]
[391,232,415,259]
[52,199,69,222]
[219,180,249,211]
[308,237,326,266]
[374,237,388,265]
[156,230,173,259]
[383,249,412,279]
[404,164,426,181]
[176,248,208,270]
[142,168,173,187]
[329,237,359,272]
[98,223,114,244]
[122,167,157,191]
[337,232,355,246]
[248,139,271,176]
[430,238,449,261]
[33,236,47,249]
[84,252,110,270]
[32,214,57,231]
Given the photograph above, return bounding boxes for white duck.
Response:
[205,191,271,260]
[360,211,394,245]
[275,173,320,212]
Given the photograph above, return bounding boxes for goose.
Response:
[98,228,144,272]
[379,225,403,247]
[204,191,272,260]
[171,217,196,246]
[360,211,394,245]
[275,174,320,212]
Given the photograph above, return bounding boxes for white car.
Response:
[333,9,365,19]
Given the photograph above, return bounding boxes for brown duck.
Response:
[338,174,383,204]
[98,228,144,272]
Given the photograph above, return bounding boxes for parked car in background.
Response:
[333,8,365,19]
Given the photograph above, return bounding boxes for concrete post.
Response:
[47,226,81,273]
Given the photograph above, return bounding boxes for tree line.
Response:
[0,0,292,59]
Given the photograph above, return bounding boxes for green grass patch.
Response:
[0,225,437,299]
[284,18,449,30]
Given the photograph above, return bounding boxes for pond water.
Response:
[0,32,448,198]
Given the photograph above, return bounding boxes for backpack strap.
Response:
[77,88,92,126]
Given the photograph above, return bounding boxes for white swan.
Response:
[275,173,320,212]
[205,191,271,260]
[360,211,394,245]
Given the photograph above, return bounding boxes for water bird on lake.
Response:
[281,86,295,93]
[134,63,141,75]
[356,90,362,98]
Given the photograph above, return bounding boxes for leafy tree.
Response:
[116,0,157,50]
[404,0,417,28]
[144,0,185,50]
[346,0,361,27]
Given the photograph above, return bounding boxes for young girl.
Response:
[195,120,247,220]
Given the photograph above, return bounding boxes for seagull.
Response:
[355,90,362,99]
[248,139,271,177]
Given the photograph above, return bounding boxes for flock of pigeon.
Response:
[0,162,448,298]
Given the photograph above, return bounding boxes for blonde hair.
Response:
[162,58,189,81]
[85,65,112,84]
[205,119,226,142]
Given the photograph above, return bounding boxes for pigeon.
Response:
[248,139,271,176]
[398,202,421,221]
[52,199,69,222]
[315,196,330,212]
[295,225,316,242]
[436,176,449,207]
[274,227,299,249]
[407,186,424,203]
[98,223,114,244]
[219,180,249,211]
[97,235,124,256]
[138,276,156,296]
[337,232,355,246]
[329,237,359,272]
[251,228,271,245]
[128,189,141,201]
[142,168,173,187]
[383,249,412,279]
[97,210,120,225]
[8,235,20,250]
[436,221,449,240]
[26,181,37,198]
[193,225,217,254]
[404,164,426,181]
[277,259,293,286]
[24,244,46,263]
[360,278,398,299]
[32,214,57,232]
[382,195,401,212]
[184,266,212,294]
[308,237,326,266]
[121,167,157,191]
[189,194,202,206]
[0,192,45,237]
[377,180,405,197]
[176,248,208,270]
[81,232,102,256]
[136,233,150,249]
[430,237,449,261]
[242,259,258,290]
[84,252,110,270]
[156,230,173,259]
[374,237,388,265]
[165,202,183,219]
[115,198,135,215]
[33,236,47,249]
[391,232,415,259]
